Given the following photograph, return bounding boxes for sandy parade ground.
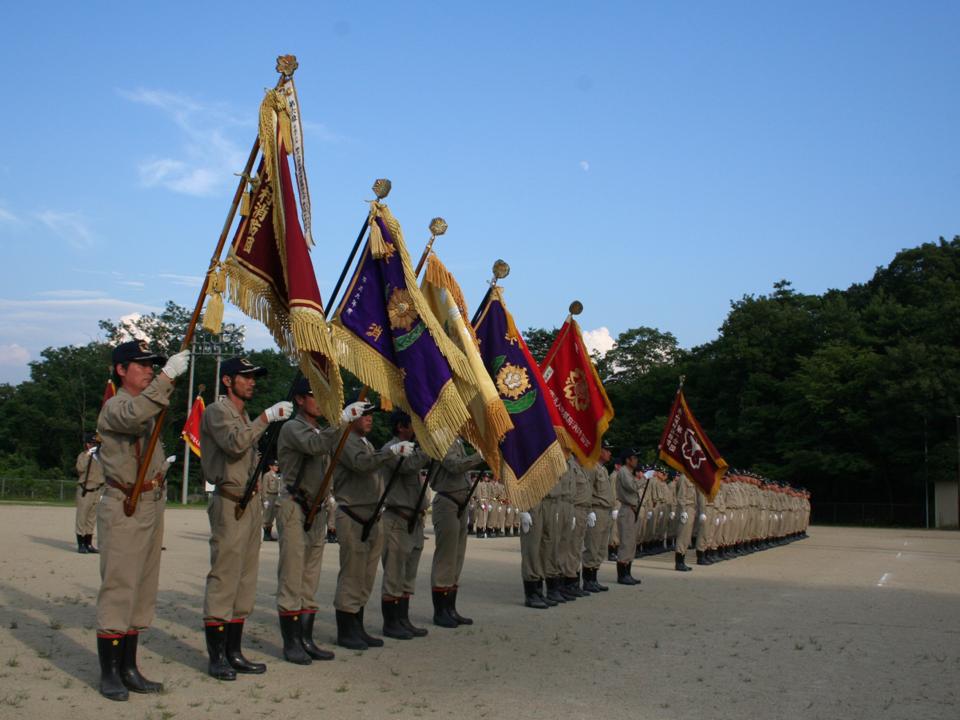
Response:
[0,503,957,720]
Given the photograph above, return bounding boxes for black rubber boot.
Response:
[398,596,428,637]
[617,562,638,586]
[279,613,311,665]
[448,587,473,625]
[540,579,558,606]
[335,609,367,650]
[77,534,88,554]
[567,575,589,597]
[675,552,693,572]
[97,634,129,701]
[226,620,266,673]
[356,607,384,647]
[557,577,579,601]
[545,577,567,603]
[263,526,272,542]
[524,580,549,609]
[475,527,485,538]
[300,612,334,660]
[119,632,163,693]
[607,546,617,562]
[432,588,459,628]
[84,534,99,553]
[381,598,413,640]
[204,623,237,680]
[696,550,708,565]
[592,567,610,592]
[326,529,338,544]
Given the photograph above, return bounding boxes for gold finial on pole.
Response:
[372,178,392,200]
[491,259,510,286]
[569,300,584,316]
[415,217,448,277]
[276,55,299,78]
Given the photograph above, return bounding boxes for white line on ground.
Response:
[877,572,891,587]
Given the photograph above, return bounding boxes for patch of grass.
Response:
[1,691,29,708]
[6,657,18,668]
[288,687,302,700]
[794,642,805,651]
[49,619,62,630]
[334,682,349,693]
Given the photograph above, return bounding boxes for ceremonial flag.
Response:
[540,314,614,469]
[657,388,728,500]
[330,202,479,460]
[473,286,567,509]
[181,394,205,458]
[101,379,116,409]
[420,255,513,476]
[220,84,343,424]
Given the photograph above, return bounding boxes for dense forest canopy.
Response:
[2,238,958,524]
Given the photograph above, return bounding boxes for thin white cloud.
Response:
[120,88,247,197]
[159,272,203,287]
[582,326,615,357]
[579,160,590,172]
[118,280,145,288]
[0,343,30,366]
[301,119,348,144]
[36,289,107,299]
[0,206,20,223]
[35,211,95,249]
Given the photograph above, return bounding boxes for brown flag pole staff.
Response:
[302,179,393,532]
[123,56,296,517]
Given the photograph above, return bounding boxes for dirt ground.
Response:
[0,504,957,720]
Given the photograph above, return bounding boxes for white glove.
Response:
[161,349,190,379]
[586,511,597,528]
[680,511,689,524]
[520,512,533,533]
[86,446,97,456]
[659,511,664,518]
[390,441,415,457]
[646,511,654,520]
[341,400,374,423]
[714,517,721,526]
[669,511,676,520]
[481,503,487,512]
[698,513,707,523]
[264,400,294,423]
[571,516,576,530]
[165,455,176,464]
[611,509,619,520]
[721,515,728,524]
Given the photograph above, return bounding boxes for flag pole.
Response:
[541,300,582,369]
[123,56,297,517]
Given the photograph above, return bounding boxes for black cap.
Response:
[112,340,167,366]
[601,439,613,450]
[292,377,312,396]
[221,357,267,378]
[389,410,412,428]
[83,432,99,444]
[268,458,279,466]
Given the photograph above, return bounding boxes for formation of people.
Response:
[87,342,811,702]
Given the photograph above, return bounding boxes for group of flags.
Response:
[144,61,730,509]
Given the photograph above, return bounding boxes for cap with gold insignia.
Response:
[221,357,268,378]
[112,340,167,366]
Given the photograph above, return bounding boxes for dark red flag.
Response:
[658,388,728,500]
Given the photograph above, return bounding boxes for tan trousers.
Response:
[696,508,718,551]
[540,498,562,578]
[616,507,637,563]
[555,500,574,577]
[76,483,102,536]
[520,503,545,582]
[610,502,621,547]
[203,493,263,621]
[381,510,424,597]
[276,496,328,612]
[431,494,468,588]
[334,508,383,613]
[262,493,280,527]
[674,506,695,553]
[582,507,612,569]
[562,506,588,576]
[96,487,165,633]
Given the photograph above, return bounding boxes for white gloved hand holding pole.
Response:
[165,455,177,464]
[680,511,689,524]
[389,441,415,457]
[698,513,707,523]
[161,349,191,380]
[341,401,374,423]
[611,509,619,520]
[586,511,597,528]
[264,401,294,423]
[646,511,654,520]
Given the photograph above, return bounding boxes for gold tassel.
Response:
[368,202,389,259]
[240,188,252,217]
[202,264,226,335]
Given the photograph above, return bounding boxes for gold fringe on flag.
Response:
[501,440,568,512]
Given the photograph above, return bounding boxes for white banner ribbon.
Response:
[282,79,314,247]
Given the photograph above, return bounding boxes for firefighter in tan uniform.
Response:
[261,460,281,541]
[564,455,591,594]
[75,433,105,554]
[474,472,491,538]
[332,406,414,650]
[274,379,365,664]
[94,341,188,701]
[581,440,614,592]
[672,472,696,571]
[200,357,292,680]
[614,449,641,585]
[380,412,431,640]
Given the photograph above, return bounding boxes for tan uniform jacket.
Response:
[429,439,483,502]
[277,415,339,500]
[381,436,431,512]
[589,464,614,508]
[97,377,174,486]
[200,398,269,494]
[76,449,106,491]
[615,466,640,507]
[332,432,392,513]
[262,470,282,495]
[571,459,592,508]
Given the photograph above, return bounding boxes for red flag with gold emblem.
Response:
[101,379,116,409]
[658,387,728,500]
[540,315,614,468]
[181,394,205,458]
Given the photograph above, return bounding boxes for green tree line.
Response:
[2,238,958,523]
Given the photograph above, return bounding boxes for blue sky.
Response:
[1,1,958,384]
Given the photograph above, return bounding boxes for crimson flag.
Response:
[101,379,116,409]
[658,388,728,500]
[181,395,205,458]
